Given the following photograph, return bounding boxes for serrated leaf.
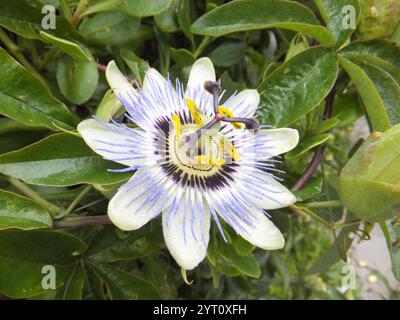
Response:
[191,0,335,46]
[0,48,77,131]
[258,47,338,127]
[0,133,131,186]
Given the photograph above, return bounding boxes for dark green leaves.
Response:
[191,0,335,46]
[258,47,338,127]
[0,230,86,298]
[0,133,131,186]
[83,0,173,17]
[40,31,90,62]
[0,189,52,230]
[315,0,360,47]
[79,12,141,46]
[0,48,77,131]
[339,56,394,131]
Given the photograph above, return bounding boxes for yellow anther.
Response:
[217,106,243,129]
[186,99,203,125]
[220,139,241,161]
[194,155,225,167]
[172,114,181,139]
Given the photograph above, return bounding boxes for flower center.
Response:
[169,99,240,175]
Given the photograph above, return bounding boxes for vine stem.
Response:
[303,200,343,209]
[64,185,93,216]
[9,177,60,216]
[53,215,112,228]
[0,28,47,85]
[71,0,89,27]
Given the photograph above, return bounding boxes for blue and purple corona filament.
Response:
[78,58,299,270]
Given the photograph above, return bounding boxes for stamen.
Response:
[222,117,260,132]
[220,139,241,161]
[172,114,181,139]
[186,99,203,125]
[217,106,243,129]
[194,155,225,167]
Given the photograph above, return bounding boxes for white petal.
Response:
[77,118,151,167]
[223,89,260,118]
[256,128,299,159]
[108,169,176,231]
[105,60,135,102]
[162,189,210,270]
[206,189,284,250]
[142,68,181,115]
[185,58,216,116]
[187,57,216,90]
[237,168,297,210]
[237,210,285,250]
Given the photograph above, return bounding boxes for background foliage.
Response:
[0,0,400,300]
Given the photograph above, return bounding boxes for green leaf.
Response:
[339,55,395,131]
[177,0,194,46]
[89,262,162,299]
[0,48,77,131]
[258,47,338,127]
[225,245,261,278]
[314,0,361,47]
[79,12,140,46]
[0,0,85,42]
[0,0,43,39]
[55,262,84,300]
[232,235,255,256]
[339,124,400,221]
[341,40,400,69]
[381,219,400,281]
[83,0,173,18]
[293,177,323,202]
[170,48,195,66]
[306,224,358,275]
[0,130,47,155]
[0,230,87,298]
[191,0,336,46]
[56,50,99,105]
[0,133,131,186]
[332,92,363,127]
[209,41,246,67]
[286,134,332,160]
[86,225,164,262]
[120,49,149,83]
[40,31,90,62]
[0,189,52,230]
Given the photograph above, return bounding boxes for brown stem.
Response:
[292,84,337,191]
[53,215,112,229]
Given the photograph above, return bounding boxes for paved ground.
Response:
[352,226,400,299]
